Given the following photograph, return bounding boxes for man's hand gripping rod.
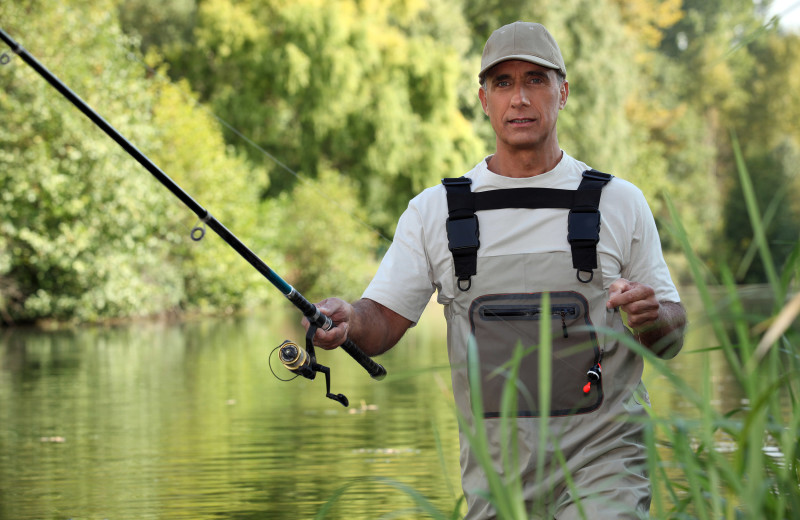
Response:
[0,28,387,388]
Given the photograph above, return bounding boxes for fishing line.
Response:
[113,35,393,246]
[268,345,300,382]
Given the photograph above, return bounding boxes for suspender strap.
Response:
[568,170,613,282]
[443,177,479,291]
[442,169,613,290]
[472,188,576,210]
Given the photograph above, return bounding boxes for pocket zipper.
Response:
[480,305,578,338]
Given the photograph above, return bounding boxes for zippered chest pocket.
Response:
[469,292,603,418]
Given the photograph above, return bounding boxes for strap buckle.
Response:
[567,209,601,246]
[446,215,480,251]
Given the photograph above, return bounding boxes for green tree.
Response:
[261,168,382,302]
[653,0,779,278]
[118,0,196,53]
[135,0,483,234]
[721,148,800,283]
[721,29,800,282]
[37,0,798,304]
[0,0,270,323]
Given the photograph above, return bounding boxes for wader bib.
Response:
[442,173,652,519]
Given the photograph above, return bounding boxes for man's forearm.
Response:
[637,301,687,359]
[348,298,413,356]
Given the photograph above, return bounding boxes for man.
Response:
[309,21,686,519]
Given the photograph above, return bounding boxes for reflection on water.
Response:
[643,284,796,479]
[0,309,460,520]
[0,285,793,519]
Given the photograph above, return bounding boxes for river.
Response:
[0,286,785,519]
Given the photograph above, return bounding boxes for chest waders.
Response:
[442,171,651,519]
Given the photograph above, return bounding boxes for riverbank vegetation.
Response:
[2,0,799,324]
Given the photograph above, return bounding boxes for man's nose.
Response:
[511,85,530,107]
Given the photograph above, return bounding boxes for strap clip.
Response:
[441,177,473,187]
[581,169,613,183]
[446,215,480,252]
[567,209,602,246]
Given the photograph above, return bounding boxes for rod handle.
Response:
[291,292,387,380]
[316,312,387,380]
[340,338,387,380]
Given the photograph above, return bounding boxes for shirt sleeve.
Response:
[362,203,436,324]
[622,195,681,303]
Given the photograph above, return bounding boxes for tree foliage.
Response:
[260,169,382,303]
[721,28,800,283]
[0,0,270,322]
[150,0,482,234]
[2,0,799,323]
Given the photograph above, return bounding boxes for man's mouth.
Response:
[509,118,535,124]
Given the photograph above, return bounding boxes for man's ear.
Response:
[559,80,569,110]
[479,86,489,115]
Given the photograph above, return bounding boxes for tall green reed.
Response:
[638,133,800,519]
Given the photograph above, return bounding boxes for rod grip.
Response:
[340,339,387,380]
[289,291,387,380]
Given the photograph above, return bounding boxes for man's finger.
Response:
[611,287,642,307]
[607,278,633,308]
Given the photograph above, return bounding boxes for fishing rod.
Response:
[0,28,386,405]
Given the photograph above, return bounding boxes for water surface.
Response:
[1,310,460,519]
[0,286,786,519]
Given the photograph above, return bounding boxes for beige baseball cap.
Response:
[479,21,566,82]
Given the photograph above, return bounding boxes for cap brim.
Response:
[479,55,561,80]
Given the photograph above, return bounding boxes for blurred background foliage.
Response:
[1,0,799,324]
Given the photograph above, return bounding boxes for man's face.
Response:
[479,60,568,153]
